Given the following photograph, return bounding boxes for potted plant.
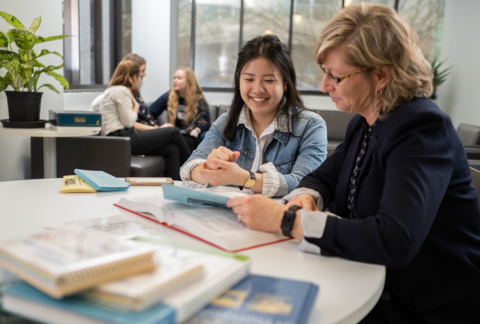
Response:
[430,57,452,100]
[0,11,69,126]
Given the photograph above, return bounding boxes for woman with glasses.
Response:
[227,3,480,323]
[180,34,328,197]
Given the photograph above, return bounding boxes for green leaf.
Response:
[36,35,68,44]
[0,49,20,61]
[11,28,37,50]
[0,12,26,29]
[36,49,63,59]
[1,58,20,71]
[41,63,64,72]
[36,83,59,94]
[33,59,46,68]
[0,32,8,49]
[45,70,69,90]
[0,75,7,92]
[29,16,41,33]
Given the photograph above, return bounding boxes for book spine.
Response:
[55,114,101,127]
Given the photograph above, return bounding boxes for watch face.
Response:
[245,178,256,189]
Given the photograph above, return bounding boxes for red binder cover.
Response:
[114,204,292,253]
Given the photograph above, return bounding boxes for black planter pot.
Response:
[5,91,43,122]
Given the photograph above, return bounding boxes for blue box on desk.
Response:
[49,110,102,127]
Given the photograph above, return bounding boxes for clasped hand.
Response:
[197,146,248,187]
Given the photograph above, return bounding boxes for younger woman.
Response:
[148,67,211,150]
[100,61,191,180]
[180,35,328,197]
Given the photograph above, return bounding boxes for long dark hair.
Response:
[224,34,305,141]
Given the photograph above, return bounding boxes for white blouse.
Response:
[99,86,137,136]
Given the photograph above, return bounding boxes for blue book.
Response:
[185,275,319,324]
[74,169,130,192]
[162,184,230,208]
[1,281,175,324]
[49,110,102,127]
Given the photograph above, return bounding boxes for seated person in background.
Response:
[180,35,328,198]
[92,54,152,123]
[227,4,480,323]
[148,67,211,151]
[100,60,191,180]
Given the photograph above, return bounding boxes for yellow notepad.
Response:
[60,175,96,193]
[0,226,157,298]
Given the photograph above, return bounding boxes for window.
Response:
[63,0,132,90]
[175,0,446,93]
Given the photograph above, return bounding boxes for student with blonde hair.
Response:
[100,60,191,180]
[148,67,211,150]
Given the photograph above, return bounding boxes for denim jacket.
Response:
[182,107,328,197]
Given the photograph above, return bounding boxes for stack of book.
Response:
[0,227,252,323]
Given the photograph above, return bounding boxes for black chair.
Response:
[315,110,355,157]
[31,137,165,178]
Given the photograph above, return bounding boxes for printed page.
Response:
[167,208,286,251]
[58,215,165,239]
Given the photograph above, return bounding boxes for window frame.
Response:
[63,0,125,92]
[183,0,401,95]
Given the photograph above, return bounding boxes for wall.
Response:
[436,0,480,128]
[131,0,171,103]
[0,0,64,181]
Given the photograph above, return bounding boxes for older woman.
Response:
[227,3,480,323]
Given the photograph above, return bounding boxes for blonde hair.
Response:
[313,2,433,118]
[167,67,208,128]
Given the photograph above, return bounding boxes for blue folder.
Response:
[185,274,319,324]
[1,282,176,324]
[162,184,229,208]
[74,169,130,192]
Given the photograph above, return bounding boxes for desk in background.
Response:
[0,125,99,178]
[0,179,386,324]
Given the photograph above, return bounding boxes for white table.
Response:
[0,179,386,324]
[0,125,100,178]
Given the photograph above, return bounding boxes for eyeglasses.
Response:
[320,65,367,85]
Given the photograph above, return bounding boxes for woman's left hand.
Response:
[227,195,288,233]
[190,127,201,138]
[197,159,249,187]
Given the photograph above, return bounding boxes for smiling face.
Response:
[320,42,374,117]
[173,69,188,96]
[239,56,285,123]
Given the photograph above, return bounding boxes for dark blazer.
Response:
[298,97,480,323]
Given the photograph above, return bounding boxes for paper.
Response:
[163,184,235,208]
[59,215,165,239]
[60,175,96,193]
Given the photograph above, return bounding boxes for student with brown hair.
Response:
[99,60,191,180]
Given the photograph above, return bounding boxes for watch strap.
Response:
[281,205,301,237]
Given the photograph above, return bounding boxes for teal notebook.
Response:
[74,169,130,192]
[162,184,229,208]
[186,274,319,324]
[1,282,175,324]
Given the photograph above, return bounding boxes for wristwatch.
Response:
[240,171,256,190]
[281,205,301,237]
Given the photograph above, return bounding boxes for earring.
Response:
[375,88,383,98]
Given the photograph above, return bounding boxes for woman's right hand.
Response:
[286,194,319,211]
[160,123,174,128]
[206,146,240,170]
